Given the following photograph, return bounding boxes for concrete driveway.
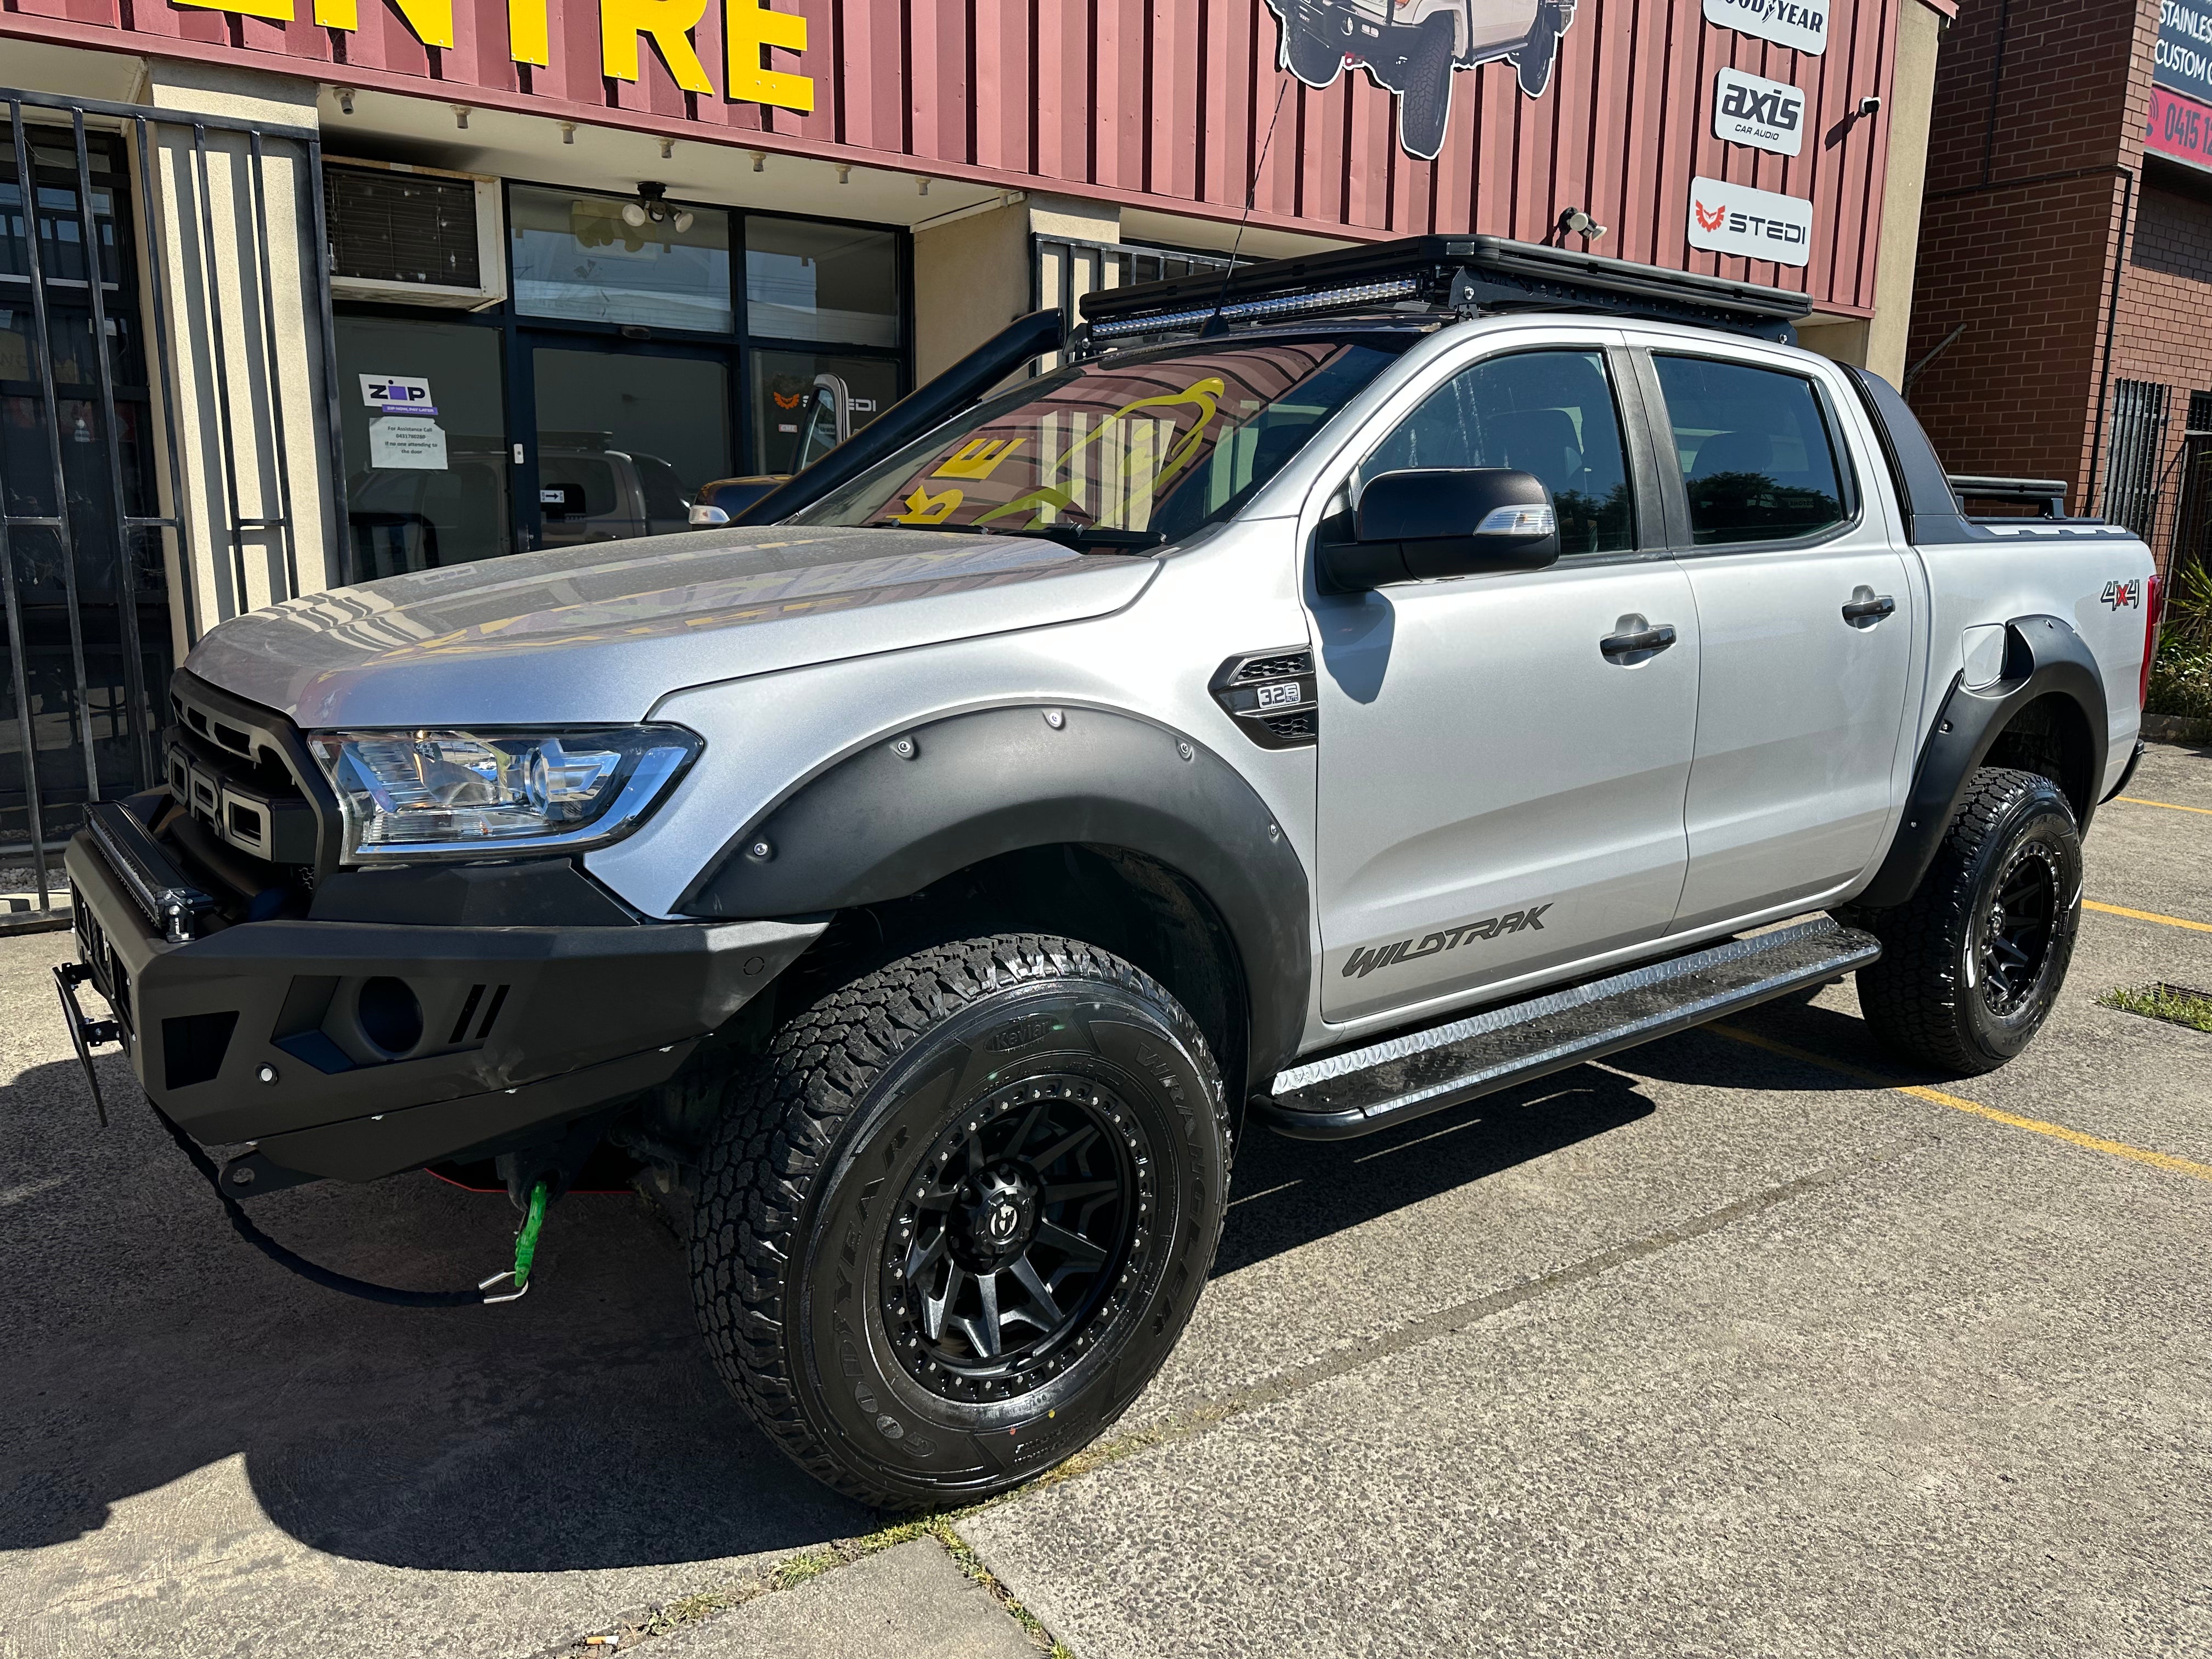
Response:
[4,744,2209,1657]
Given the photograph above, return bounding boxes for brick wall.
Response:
[1905,0,2171,531]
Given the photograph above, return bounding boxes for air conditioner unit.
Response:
[325,157,506,310]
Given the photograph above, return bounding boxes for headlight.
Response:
[306,726,702,862]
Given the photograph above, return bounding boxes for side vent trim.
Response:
[1210,647,1319,751]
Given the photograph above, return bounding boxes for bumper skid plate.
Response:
[60,817,825,1182]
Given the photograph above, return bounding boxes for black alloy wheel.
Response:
[1853,767,2084,1074]
[691,934,1231,1509]
[889,1079,1148,1402]
[1974,837,2063,1017]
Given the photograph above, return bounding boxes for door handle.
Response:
[1600,623,1678,659]
[1842,594,1897,625]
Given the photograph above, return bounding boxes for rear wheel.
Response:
[1396,15,1458,159]
[691,934,1231,1509]
[1284,17,1346,87]
[1511,0,1566,98]
[1852,768,2082,1074]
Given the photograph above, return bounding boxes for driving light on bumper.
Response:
[306,726,702,862]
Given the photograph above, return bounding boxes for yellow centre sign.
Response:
[171,0,814,113]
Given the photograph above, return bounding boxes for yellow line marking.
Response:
[2115,795,2212,817]
[2084,900,2212,934]
[1706,1022,2212,1186]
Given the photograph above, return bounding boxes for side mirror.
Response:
[1319,468,1560,592]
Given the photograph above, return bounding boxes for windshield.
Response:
[792,341,1405,545]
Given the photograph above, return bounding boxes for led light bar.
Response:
[1088,274,1425,340]
[1077,234,1812,349]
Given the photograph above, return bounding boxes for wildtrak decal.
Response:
[1342,905,1553,978]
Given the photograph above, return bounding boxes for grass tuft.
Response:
[2098,982,2212,1033]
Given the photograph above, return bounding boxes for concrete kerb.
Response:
[527,1517,1071,1659]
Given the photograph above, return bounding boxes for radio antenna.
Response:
[1205,74,1293,333]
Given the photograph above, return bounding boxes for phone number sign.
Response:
[2149,83,2212,173]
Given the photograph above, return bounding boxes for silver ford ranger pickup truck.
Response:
[54,237,2159,1508]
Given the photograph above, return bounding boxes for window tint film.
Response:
[794,342,1403,543]
[1357,349,1634,555]
[1652,355,1848,545]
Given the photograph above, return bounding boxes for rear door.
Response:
[1628,342,1914,930]
[1311,335,1702,1022]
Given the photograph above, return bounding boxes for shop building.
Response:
[1906,0,2212,568]
[1,0,1945,873]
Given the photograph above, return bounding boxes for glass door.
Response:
[335,315,511,578]
[520,340,733,551]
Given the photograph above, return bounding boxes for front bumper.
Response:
[64,800,822,1183]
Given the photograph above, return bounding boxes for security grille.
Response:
[2101,377,2169,537]
[1031,235,1239,370]
[2167,390,2212,583]
[1,86,342,924]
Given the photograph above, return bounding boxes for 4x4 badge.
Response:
[2101,578,2143,610]
[1342,906,1553,978]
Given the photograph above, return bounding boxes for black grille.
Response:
[1234,652,1312,683]
[328,165,481,287]
[1261,710,1317,741]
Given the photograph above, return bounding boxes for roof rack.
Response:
[1074,235,1813,351]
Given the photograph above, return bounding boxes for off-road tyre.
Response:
[691,934,1232,1509]
[1851,768,2082,1075]
[1396,15,1458,160]
[1511,1,1565,99]
[1285,19,1346,88]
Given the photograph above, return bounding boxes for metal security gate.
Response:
[0,86,342,925]
[1031,235,1238,370]
[2100,377,2170,539]
[2160,391,2212,584]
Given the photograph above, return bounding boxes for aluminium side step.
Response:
[1255,918,1880,1141]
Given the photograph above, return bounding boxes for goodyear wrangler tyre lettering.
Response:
[1850,768,2083,1075]
[690,934,1230,1509]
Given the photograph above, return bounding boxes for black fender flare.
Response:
[676,704,1312,1080]
[1857,614,2108,910]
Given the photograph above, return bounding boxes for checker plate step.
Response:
[1256,918,1880,1140]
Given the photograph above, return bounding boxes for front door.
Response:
[1313,342,1701,1023]
[520,340,735,552]
[1635,348,1913,930]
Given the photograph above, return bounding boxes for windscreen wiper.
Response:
[1005,523,1166,551]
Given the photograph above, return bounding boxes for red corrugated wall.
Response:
[2,0,1900,313]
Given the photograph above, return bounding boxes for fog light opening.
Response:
[358,976,425,1057]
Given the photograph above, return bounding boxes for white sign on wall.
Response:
[368,415,449,470]
[1713,67,1806,156]
[1702,0,1827,55]
[1688,175,1815,267]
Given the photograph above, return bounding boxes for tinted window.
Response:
[1652,356,1848,545]
[1358,349,1635,555]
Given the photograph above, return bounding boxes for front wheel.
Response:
[1852,767,2083,1074]
[691,934,1231,1509]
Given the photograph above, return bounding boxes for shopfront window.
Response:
[746,219,899,346]
[335,316,510,577]
[532,346,730,547]
[510,185,733,332]
[751,348,900,475]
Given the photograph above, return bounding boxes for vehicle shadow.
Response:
[1215,1066,1654,1277]
[1,1048,1652,1574]
[0,1051,865,1572]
